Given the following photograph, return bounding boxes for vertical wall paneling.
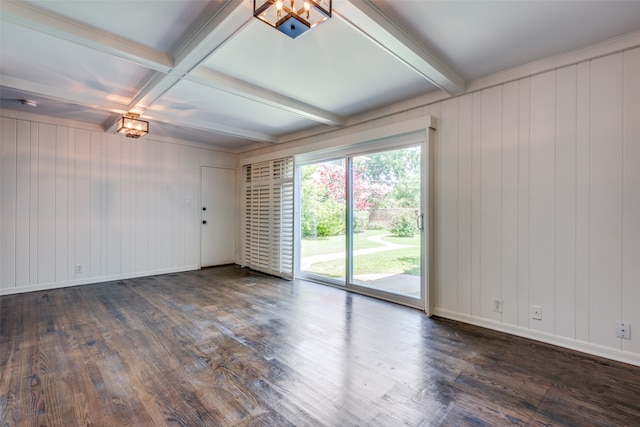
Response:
[100,134,108,277]
[157,141,169,269]
[29,122,39,284]
[149,140,159,271]
[183,147,198,267]
[575,61,591,342]
[1,116,233,293]
[501,81,520,325]
[589,54,623,349]
[67,129,76,280]
[134,138,148,272]
[470,91,483,317]
[0,118,17,289]
[438,97,459,311]
[90,131,101,278]
[161,142,175,268]
[120,137,132,274]
[622,48,640,354]
[107,133,121,276]
[74,129,91,281]
[38,123,56,284]
[479,85,502,320]
[55,126,69,283]
[457,94,473,315]
[555,65,578,339]
[172,144,186,268]
[517,78,531,328]
[528,71,556,334]
[16,120,31,287]
[170,145,184,266]
[160,140,170,268]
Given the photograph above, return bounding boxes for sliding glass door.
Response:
[298,145,424,308]
[350,147,422,300]
[299,159,347,284]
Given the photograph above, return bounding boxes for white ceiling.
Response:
[2,0,640,151]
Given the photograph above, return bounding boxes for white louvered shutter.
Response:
[243,157,294,279]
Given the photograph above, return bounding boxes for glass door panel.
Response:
[299,160,346,283]
[350,146,422,299]
[297,144,424,308]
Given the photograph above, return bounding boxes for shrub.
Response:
[353,209,370,234]
[390,212,418,237]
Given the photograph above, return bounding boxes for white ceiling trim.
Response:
[335,0,466,96]
[0,74,129,113]
[0,108,105,133]
[0,1,172,73]
[467,28,640,93]
[188,68,346,126]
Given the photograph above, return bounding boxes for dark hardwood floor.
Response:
[1,266,639,426]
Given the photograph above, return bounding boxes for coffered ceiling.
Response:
[2,0,640,151]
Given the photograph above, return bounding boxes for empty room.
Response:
[1,1,640,425]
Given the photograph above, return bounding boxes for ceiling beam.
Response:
[148,113,279,144]
[335,0,466,95]
[102,0,254,133]
[130,0,253,112]
[1,74,278,143]
[188,68,347,126]
[0,1,173,73]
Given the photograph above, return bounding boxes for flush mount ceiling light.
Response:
[254,0,331,39]
[21,99,38,107]
[117,113,149,138]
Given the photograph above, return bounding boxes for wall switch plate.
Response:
[616,321,630,339]
[493,298,503,313]
[531,305,542,320]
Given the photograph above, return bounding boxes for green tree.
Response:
[353,147,421,209]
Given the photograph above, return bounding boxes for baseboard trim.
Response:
[434,308,640,368]
[0,265,200,296]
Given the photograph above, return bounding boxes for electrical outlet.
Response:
[616,321,630,339]
[75,264,83,274]
[531,305,542,320]
[493,298,503,313]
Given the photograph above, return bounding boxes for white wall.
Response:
[239,47,640,366]
[430,48,640,365]
[0,115,237,294]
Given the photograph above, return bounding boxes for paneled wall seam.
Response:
[553,70,558,336]
[572,67,578,341]
[620,53,625,329]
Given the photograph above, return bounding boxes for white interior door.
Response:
[201,166,236,267]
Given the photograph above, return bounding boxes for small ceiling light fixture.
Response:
[21,99,38,107]
[117,113,149,138]
[254,0,331,39]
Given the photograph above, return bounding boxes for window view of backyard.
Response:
[300,146,422,298]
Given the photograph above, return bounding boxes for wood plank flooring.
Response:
[1,265,639,426]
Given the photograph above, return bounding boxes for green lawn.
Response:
[301,230,389,257]
[301,230,420,278]
[305,247,420,278]
[381,234,421,246]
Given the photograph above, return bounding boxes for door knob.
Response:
[202,220,207,224]
[202,207,206,211]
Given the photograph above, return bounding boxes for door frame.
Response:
[294,116,436,315]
